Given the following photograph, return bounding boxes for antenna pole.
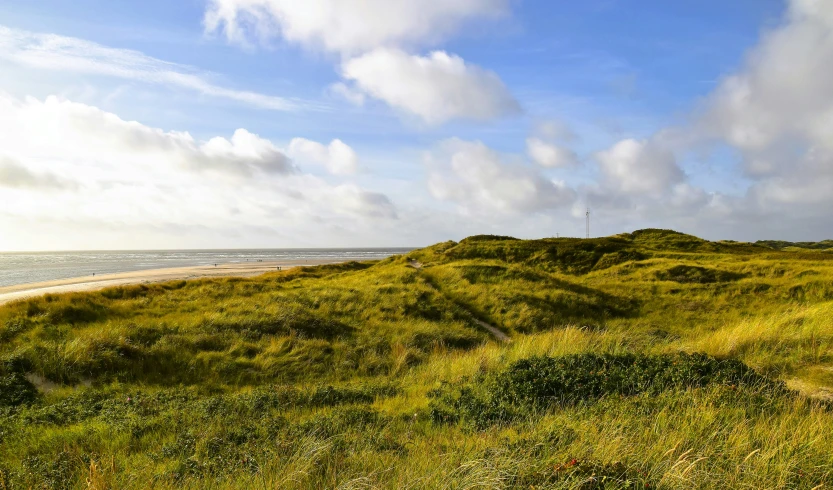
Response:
[586,208,590,239]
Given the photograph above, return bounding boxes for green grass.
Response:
[1,229,833,488]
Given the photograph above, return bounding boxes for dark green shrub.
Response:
[2,353,34,374]
[0,315,35,341]
[0,374,39,407]
[47,301,107,325]
[429,353,785,427]
[491,353,781,410]
[656,265,746,284]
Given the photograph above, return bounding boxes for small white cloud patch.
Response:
[341,48,521,125]
[526,137,578,168]
[288,138,359,175]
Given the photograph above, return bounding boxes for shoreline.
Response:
[0,259,349,306]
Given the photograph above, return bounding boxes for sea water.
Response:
[0,248,413,288]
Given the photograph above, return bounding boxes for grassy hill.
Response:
[757,239,833,252]
[1,229,833,488]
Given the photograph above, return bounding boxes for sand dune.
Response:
[0,259,345,306]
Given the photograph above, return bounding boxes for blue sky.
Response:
[1,0,831,250]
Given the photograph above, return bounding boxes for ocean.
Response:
[0,248,413,288]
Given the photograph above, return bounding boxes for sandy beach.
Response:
[0,259,347,306]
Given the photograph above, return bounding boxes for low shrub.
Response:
[0,374,39,408]
[429,353,785,427]
[656,265,746,284]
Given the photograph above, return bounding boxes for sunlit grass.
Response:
[1,229,833,488]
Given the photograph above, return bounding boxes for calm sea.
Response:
[0,248,413,288]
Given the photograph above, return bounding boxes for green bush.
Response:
[491,353,783,409]
[0,374,39,407]
[429,353,785,427]
[656,265,746,283]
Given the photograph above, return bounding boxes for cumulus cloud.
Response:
[288,137,359,175]
[202,1,518,125]
[699,0,833,204]
[341,49,520,124]
[201,129,294,176]
[566,0,833,240]
[526,138,578,168]
[0,25,307,111]
[0,94,397,248]
[0,94,293,178]
[595,138,685,196]
[203,0,507,55]
[426,139,576,214]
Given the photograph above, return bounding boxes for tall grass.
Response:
[1,229,833,488]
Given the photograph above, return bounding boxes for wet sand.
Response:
[0,259,346,306]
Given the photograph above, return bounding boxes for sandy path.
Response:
[0,259,347,306]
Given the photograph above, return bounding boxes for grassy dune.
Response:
[1,229,833,489]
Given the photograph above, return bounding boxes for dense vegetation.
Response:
[1,229,833,488]
[757,239,833,251]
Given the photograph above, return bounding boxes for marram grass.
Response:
[1,229,832,489]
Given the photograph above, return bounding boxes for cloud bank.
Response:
[0,93,397,249]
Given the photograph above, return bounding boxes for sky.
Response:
[1,0,831,251]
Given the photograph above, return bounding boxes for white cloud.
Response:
[595,138,685,196]
[204,0,507,55]
[0,94,293,178]
[288,137,359,175]
[567,0,833,242]
[0,25,306,111]
[526,137,578,168]
[700,0,833,199]
[201,1,518,125]
[426,139,576,214]
[341,49,520,124]
[569,0,833,240]
[202,129,294,176]
[0,94,397,249]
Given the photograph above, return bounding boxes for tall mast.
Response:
[586,208,590,239]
